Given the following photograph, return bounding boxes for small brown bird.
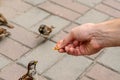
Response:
[19,60,38,80]
[0,13,14,28]
[37,24,54,38]
[0,28,10,39]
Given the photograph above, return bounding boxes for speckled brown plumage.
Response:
[19,74,33,80]
[38,24,54,38]
[0,13,14,28]
[19,61,38,80]
[0,28,10,39]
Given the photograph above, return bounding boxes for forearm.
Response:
[94,19,120,47]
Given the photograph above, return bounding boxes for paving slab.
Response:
[51,31,67,42]
[88,49,104,59]
[0,38,30,60]
[103,0,120,11]
[8,24,45,48]
[31,15,70,37]
[0,0,120,80]
[50,0,89,14]
[95,4,120,17]
[77,0,103,7]
[0,63,49,80]
[76,9,109,24]
[0,63,26,80]
[64,23,79,33]
[98,47,120,73]
[24,0,47,6]
[17,41,65,74]
[86,64,120,80]
[0,0,32,19]
[12,8,50,29]
[79,76,93,80]
[43,56,92,80]
[0,54,11,69]
[38,1,81,21]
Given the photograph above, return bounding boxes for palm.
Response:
[78,38,101,55]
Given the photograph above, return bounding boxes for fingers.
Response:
[73,40,79,47]
[58,31,74,48]
[58,49,65,53]
[59,41,82,56]
[65,47,81,56]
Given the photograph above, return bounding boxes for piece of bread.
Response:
[53,45,59,50]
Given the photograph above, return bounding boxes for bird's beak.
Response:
[34,61,38,64]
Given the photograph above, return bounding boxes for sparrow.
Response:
[0,13,14,28]
[0,28,10,39]
[37,24,55,38]
[19,60,38,80]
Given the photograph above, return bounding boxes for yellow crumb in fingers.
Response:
[53,45,60,50]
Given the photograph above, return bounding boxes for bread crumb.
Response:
[53,45,59,50]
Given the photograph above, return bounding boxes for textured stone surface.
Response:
[80,77,93,80]
[0,38,30,60]
[64,23,79,33]
[88,49,104,59]
[103,0,120,11]
[0,0,120,80]
[76,9,109,24]
[0,63,26,80]
[31,15,70,37]
[8,24,45,48]
[0,54,11,69]
[98,47,120,73]
[50,0,89,14]
[51,31,67,42]
[95,4,120,17]
[0,62,49,80]
[77,0,102,7]
[17,41,64,74]
[38,1,81,21]
[38,76,48,80]
[24,0,47,5]
[86,64,120,80]
[0,0,32,19]
[12,8,50,28]
[43,56,92,80]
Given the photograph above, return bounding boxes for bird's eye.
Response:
[40,28,43,31]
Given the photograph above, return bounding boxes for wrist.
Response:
[93,19,120,48]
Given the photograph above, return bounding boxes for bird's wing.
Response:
[0,14,7,23]
[19,74,33,80]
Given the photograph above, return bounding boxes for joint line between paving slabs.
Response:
[76,61,96,80]
[101,1,120,11]
[40,54,67,75]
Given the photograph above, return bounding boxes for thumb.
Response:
[58,32,74,48]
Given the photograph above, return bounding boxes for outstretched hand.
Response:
[56,23,103,56]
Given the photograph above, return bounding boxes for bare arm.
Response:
[94,18,120,47]
[56,18,120,56]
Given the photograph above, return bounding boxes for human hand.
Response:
[56,23,103,56]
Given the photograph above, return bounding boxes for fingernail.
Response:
[57,40,64,48]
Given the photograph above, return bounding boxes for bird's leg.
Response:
[51,26,55,29]
[36,34,48,39]
[44,37,48,40]
[42,34,49,39]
